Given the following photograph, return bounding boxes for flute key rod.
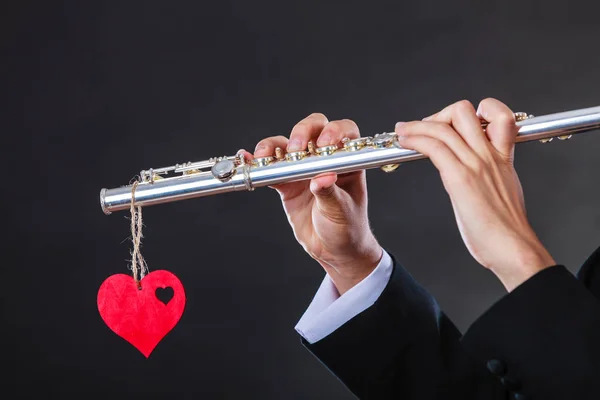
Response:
[100,106,600,214]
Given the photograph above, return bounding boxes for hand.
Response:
[395,98,556,292]
[240,114,383,295]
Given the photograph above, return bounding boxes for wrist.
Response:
[493,243,556,292]
[320,239,383,295]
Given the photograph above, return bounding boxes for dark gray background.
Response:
[3,0,600,398]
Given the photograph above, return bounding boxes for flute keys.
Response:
[211,158,236,182]
[316,145,338,156]
[236,152,247,166]
[539,134,571,143]
[372,133,396,148]
[514,112,532,122]
[539,135,572,142]
[381,164,400,173]
[253,156,275,167]
[275,147,285,161]
[285,150,307,162]
[343,137,369,151]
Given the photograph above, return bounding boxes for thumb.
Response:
[477,98,519,159]
[309,173,349,221]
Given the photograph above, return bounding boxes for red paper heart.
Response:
[97,270,186,357]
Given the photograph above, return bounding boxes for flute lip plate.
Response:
[100,188,111,215]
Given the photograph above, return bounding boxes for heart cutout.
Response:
[97,270,186,358]
[155,287,174,305]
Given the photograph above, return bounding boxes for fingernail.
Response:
[237,148,246,154]
[316,135,332,147]
[395,122,405,130]
[287,138,303,151]
[422,116,431,121]
[254,144,266,153]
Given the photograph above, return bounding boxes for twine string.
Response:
[130,181,148,287]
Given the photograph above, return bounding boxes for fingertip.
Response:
[310,181,335,197]
[477,98,514,123]
[317,119,360,147]
[455,99,476,114]
[254,142,274,158]
[310,173,337,194]
[309,179,319,193]
[253,143,268,158]
[475,103,484,119]
[237,149,254,160]
[316,133,333,147]
[316,123,337,147]
[287,138,305,152]
[395,134,410,149]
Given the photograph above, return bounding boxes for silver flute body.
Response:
[100,106,600,214]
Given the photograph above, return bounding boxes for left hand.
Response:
[395,98,556,292]
[238,115,382,295]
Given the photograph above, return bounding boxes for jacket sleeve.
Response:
[302,247,600,400]
[461,252,600,399]
[301,254,503,400]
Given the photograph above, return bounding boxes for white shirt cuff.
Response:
[295,250,394,344]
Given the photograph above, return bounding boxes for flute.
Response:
[100,106,600,214]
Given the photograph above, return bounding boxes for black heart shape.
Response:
[155,287,174,305]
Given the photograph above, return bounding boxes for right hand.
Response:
[395,99,555,292]
[239,113,383,295]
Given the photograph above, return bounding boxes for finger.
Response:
[316,119,363,197]
[395,121,479,167]
[477,98,518,158]
[254,135,289,158]
[288,113,329,152]
[309,173,352,221]
[311,173,338,193]
[335,169,365,195]
[316,119,360,147]
[396,133,465,184]
[236,149,254,161]
[423,100,489,153]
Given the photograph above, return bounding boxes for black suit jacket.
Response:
[302,246,600,399]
